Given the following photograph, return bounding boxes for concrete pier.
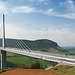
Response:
[1,14,6,69]
[1,50,6,69]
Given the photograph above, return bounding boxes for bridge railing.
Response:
[32,50,75,59]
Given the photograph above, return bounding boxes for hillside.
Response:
[22,39,66,53]
[62,46,75,51]
[0,38,67,53]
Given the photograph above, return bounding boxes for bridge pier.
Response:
[1,50,6,69]
[1,14,6,69]
[47,61,58,67]
[45,61,58,70]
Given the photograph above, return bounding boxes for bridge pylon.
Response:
[1,14,6,69]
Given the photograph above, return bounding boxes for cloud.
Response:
[11,6,36,13]
[29,0,48,5]
[60,0,75,12]
[0,0,8,14]
[0,0,36,14]
[46,10,75,19]
[0,0,75,19]
[52,13,75,19]
[10,0,75,19]
[45,0,75,19]
[29,0,48,3]
[46,9,54,14]
[5,24,75,46]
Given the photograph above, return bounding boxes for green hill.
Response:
[0,38,68,53]
[22,39,67,53]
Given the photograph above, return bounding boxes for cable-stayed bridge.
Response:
[0,14,75,69]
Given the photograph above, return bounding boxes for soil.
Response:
[0,69,67,75]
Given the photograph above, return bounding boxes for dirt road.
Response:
[0,69,69,75]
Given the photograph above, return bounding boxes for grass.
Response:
[49,65,75,74]
[0,51,47,69]
[7,55,47,68]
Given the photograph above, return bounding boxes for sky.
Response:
[0,0,75,46]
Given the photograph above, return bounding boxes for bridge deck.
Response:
[0,47,75,66]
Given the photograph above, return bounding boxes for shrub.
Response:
[30,62,42,69]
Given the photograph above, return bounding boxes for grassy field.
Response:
[0,51,47,69]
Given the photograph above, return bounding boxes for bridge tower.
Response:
[1,14,6,69]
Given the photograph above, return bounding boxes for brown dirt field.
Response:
[0,69,67,75]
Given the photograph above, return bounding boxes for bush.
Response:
[30,62,42,69]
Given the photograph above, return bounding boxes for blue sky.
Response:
[0,0,75,46]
